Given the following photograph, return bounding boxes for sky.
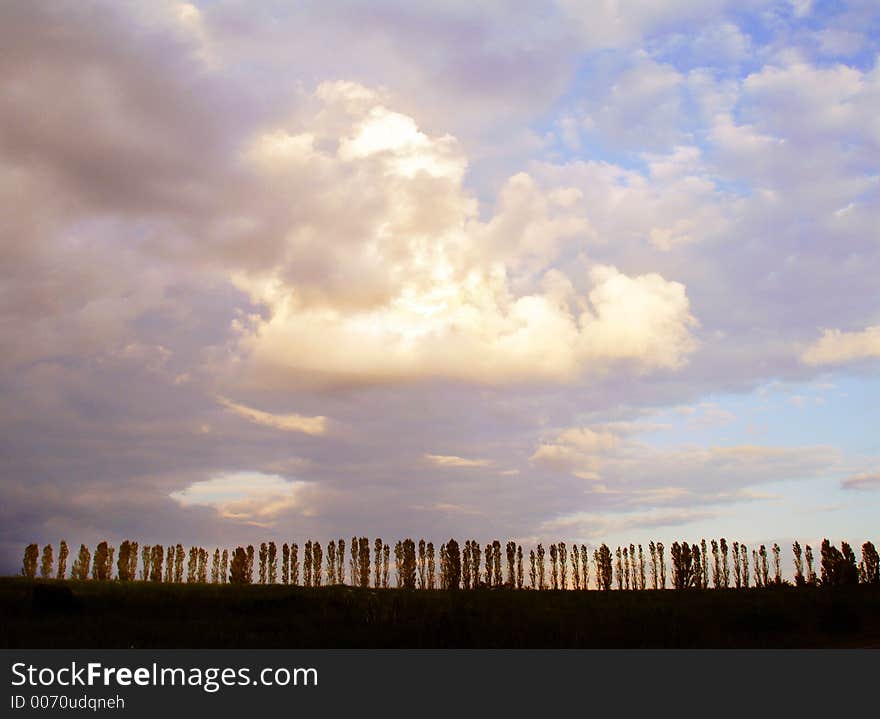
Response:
[1,0,879,574]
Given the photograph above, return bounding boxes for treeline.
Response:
[20,537,880,590]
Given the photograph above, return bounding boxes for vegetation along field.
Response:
[4,536,879,648]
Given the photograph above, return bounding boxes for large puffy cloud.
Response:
[229,83,699,387]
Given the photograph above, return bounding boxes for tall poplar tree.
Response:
[40,544,54,579]
[375,538,383,588]
[268,541,277,584]
[291,543,300,586]
[529,549,536,589]
[358,537,370,588]
[516,545,524,589]
[259,543,268,584]
[327,540,336,585]
[426,542,435,589]
[57,540,69,580]
[303,541,313,587]
[336,539,345,585]
[22,544,38,578]
[537,543,546,590]
[312,542,322,587]
[174,544,184,583]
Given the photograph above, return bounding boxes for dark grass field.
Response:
[2,578,879,648]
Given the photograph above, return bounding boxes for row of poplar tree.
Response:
[21,537,880,589]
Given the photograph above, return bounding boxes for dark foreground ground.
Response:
[2,578,879,648]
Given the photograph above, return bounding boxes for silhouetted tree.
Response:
[210,548,219,583]
[732,541,741,588]
[571,544,581,590]
[140,545,151,581]
[246,545,254,583]
[39,544,53,579]
[165,547,173,583]
[259,543,268,584]
[57,540,69,580]
[326,540,336,585]
[691,543,702,589]
[445,538,461,589]
[655,542,665,589]
[550,544,558,590]
[174,544,184,583]
[819,539,859,586]
[615,547,624,590]
[375,538,383,588]
[92,542,112,582]
[426,542,435,589]
[471,541,482,588]
[291,543,300,586]
[840,542,859,585]
[312,542,323,587]
[349,537,358,587]
[282,543,290,584]
[268,541,277,584]
[793,541,805,586]
[805,543,817,584]
[759,545,769,586]
[720,538,730,587]
[580,544,589,590]
[394,541,403,587]
[148,544,163,582]
[638,544,646,590]
[629,543,637,590]
[711,540,721,588]
[485,542,494,587]
[401,539,416,589]
[752,549,761,587]
[463,541,472,589]
[187,546,198,583]
[418,539,427,589]
[22,544,38,578]
[128,542,139,582]
[860,541,879,584]
[701,539,709,589]
[358,537,370,588]
[492,541,502,587]
[528,549,537,588]
[740,544,750,588]
[199,548,208,583]
[221,549,228,583]
[559,542,568,590]
[229,547,250,584]
[671,542,695,590]
[383,543,390,588]
[72,544,91,581]
[336,539,345,585]
[517,544,524,589]
[505,541,516,587]
[771,543,782,585]
[303,541,313,587]
[537,544,546,590]
[649,541,658,589]
[595,544,613,591]
[117,540,133,581]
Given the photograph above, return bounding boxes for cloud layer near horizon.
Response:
[1,1,878,571]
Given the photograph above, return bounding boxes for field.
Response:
[2,578,880,648]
